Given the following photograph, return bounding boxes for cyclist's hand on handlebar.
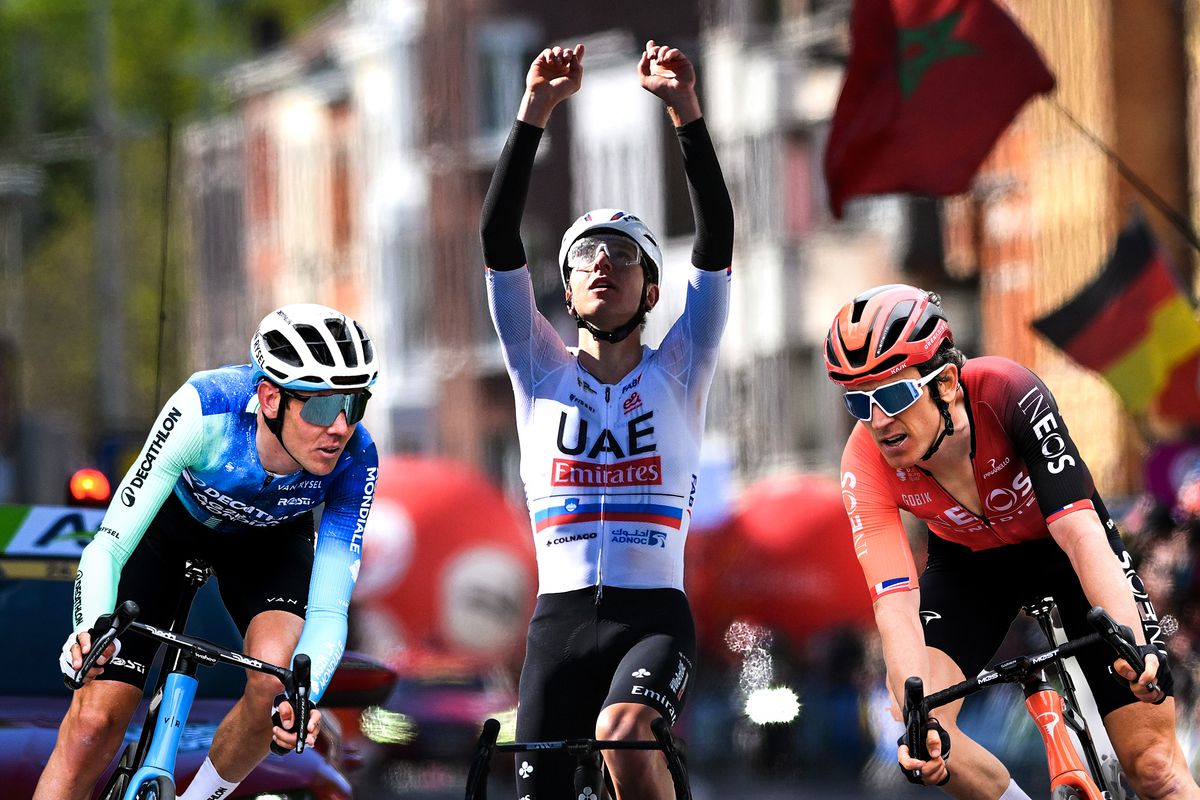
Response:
[59,630,121,685]
[1113,647,1168,705]
[898,724,951,786]
[272,699,321,751]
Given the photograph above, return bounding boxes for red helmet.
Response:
[825,284,952,387]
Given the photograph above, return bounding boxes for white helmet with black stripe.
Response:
[251,304,378,391]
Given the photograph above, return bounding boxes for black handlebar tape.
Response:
[465,719,502,800]
[480,717,501,748]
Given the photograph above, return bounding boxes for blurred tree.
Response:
[0,0,338,495]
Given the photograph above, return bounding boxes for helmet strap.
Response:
[263,393,304,471]
[566,278,652,345]
[920,392,955,462]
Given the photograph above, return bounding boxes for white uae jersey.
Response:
[487,265,730,594]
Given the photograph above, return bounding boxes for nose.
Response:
[326,412,351,435]
[868,401,892,429]
[591,246,615,273]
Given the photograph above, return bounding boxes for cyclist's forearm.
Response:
[676,118,734,272]
[481,120,543,271]
[1051,513,1145,646]
[293,608,347,704]
[873,590,931,703]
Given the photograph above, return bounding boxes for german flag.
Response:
[1033,216,1200,423]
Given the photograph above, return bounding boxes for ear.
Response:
[257,381,282,420]
[564,287,577,318]
[936,364,960,403]
[644,283,660,312]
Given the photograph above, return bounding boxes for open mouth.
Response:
[880,432,907,448]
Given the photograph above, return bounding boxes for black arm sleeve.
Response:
[480,120,545,271]
[676,118,734,271]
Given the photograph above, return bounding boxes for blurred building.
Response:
[180,0,1197,502]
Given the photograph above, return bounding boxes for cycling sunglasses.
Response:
[282,388,372,426]
[842,365,948,421]
[567,234,642,272]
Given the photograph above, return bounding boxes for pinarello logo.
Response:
[551,456,662,487]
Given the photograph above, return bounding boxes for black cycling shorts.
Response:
[919,530,1168,718]
[97,491,315,689]
[514,586,696,800]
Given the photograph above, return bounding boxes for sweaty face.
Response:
[852,366,948,468]
[279,389,359,475]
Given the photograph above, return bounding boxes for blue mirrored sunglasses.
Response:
[282,388,371,426]
[842,365,948,421]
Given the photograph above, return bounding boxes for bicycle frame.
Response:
[119,669,199,798]
[74,563,312,800]
[904,605,1145,800]
[100,560,210,800]
[1024,676,1104,799]
[1025,599,1118,799]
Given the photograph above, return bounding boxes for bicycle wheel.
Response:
[133,776,176,800]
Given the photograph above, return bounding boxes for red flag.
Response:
[824,0,1055,218]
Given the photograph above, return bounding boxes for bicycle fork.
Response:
[1023,675,1107,800]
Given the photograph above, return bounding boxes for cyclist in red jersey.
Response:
[827,284,1199,800]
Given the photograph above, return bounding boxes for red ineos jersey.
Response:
[487,265,729,594]
[840,356,1111,602]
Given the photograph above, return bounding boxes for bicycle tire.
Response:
[133,775,175,800]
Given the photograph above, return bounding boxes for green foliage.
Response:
[0,0,341,453]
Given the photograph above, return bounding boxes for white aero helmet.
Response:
[557,209,663,288]
[251,304,378,391]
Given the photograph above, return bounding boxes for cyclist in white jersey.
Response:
[480,41,733,799]
[36,304,379,800]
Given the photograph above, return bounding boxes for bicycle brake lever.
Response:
[291,654,311,754]
[902,676,929,784]
[64,601,140,691]
[1086,607,1156,694]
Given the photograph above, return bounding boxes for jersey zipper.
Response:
[595,384,612,604]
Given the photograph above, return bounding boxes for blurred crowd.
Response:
[674,465,1200,794]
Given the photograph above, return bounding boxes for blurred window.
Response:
[475,20,540,141]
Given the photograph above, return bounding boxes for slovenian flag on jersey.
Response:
[871,576,912,601]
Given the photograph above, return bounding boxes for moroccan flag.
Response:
[1032,217,1200,423]
[825,0,1056,218]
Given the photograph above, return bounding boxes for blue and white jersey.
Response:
[487,265,730,595]
[76,364,378,701]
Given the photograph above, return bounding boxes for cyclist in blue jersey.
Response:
[35,304,379,800]
[480,41,733,799]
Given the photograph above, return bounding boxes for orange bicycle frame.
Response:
[1025,683,1105,800]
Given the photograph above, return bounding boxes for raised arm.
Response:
[639,41,733,272]
[481,44,585,272]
